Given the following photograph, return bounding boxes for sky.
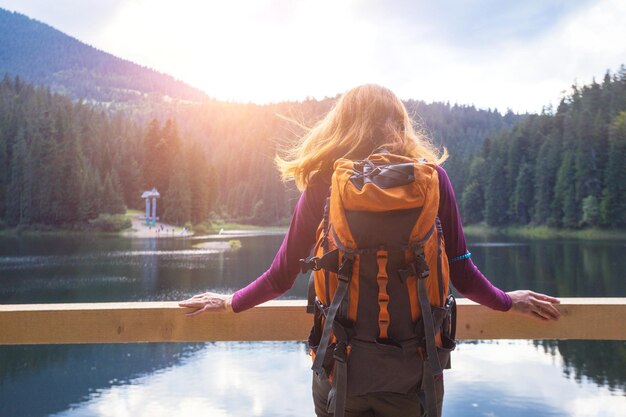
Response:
[1,0,625,113]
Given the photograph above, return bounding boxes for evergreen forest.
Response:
[3,7,623,232]
[0,73,518,229]
[461,68,626,228]
[1,67,625,231]
[0,75,216,230]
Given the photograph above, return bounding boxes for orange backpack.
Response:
[300,151,456,417]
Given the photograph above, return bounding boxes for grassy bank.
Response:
[463,224,626,240]
[0,225,125,237]
[0,217,287,238]
[208,222,288,233]
[0,213,136,237]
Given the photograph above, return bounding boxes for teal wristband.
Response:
[449,251,471,263]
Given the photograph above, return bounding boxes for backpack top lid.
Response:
[329,151,440,250]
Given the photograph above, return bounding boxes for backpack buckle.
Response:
[415,259,430,279]
[313,298,330,317]
[398,256,430,281]
[333,342,348,363]
[337,254,354,282]
[412,248,430,279]
[299,256,321,273]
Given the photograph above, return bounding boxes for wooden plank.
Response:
[455,298,626,340]
[0,298,624,345]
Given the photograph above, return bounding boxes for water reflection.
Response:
[45,343,313,417]
[537,340,626,393]
[469,239,626,297]
[0,343,204,417]
[446,341,625,417]
[2,342,622,417]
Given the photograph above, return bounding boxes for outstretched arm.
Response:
[435,166,559,321]
[180,175,329,316]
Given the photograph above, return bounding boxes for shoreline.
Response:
[463,224,626,241]
[120,214,193,239]
[3,220,623,242]
[0,218,288,239]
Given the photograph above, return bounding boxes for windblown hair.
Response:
[276,84,448,190]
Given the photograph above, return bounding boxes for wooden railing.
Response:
[1,298,625,345]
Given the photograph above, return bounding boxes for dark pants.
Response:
[312,372,444,417]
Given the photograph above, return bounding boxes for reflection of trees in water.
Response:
[474,240,625,298]
[471,239,626,394]
[536,340,626,393]
[0,343,205,417]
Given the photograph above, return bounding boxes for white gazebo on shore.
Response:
[140,188,160,226]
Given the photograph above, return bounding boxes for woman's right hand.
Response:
[507,290,561,321]
[179,292,233,317]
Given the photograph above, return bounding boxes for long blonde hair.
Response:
[276,84,448,190]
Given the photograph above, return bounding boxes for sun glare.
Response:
[97,0,385,103]
[83,0,626,110]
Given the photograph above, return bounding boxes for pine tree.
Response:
[142,119,162,191]
[554,151,578,228]
[163,152,191,225]
[186,143,216,224]
[101,170,126,215]
[600,111,626,226]
[533,133,561,226]
[78,168,102,221]
[0,126,7,220]
[5,128,27,226]
[513,161,534,224]
[461,181,484,224]
[581,195,600,226]
[484,138,510,226]
[31,110,59,224]
[57,112,83,223]
[460,156,486,224]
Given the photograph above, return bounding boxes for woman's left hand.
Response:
[179,292,233,317]
[507,290,561,321]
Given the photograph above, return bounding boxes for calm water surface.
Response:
[0,233,625,417]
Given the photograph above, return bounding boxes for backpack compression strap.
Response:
[413,246,443,417]
[310,253,353,417]
[311,252,353,378]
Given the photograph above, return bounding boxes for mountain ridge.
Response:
[0,7,209,105]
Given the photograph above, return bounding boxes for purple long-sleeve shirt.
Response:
[232,166,512,313]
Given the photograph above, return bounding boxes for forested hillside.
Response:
[0,8,208,106]
[404,100,519,192]
[4,67,624,230]
[461,67,626,228]
[0,72,520,229]
[0,7,529,229]
[0,75,216,229]
[171,98,519,225]
[2,7,624,231]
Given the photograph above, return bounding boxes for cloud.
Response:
[48,341,623,417]
[49,342,314,417]
[447,341,625,417]
[354,0,596,48]
[382,0,626,112]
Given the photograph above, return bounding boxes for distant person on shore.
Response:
[180,84,560,417]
